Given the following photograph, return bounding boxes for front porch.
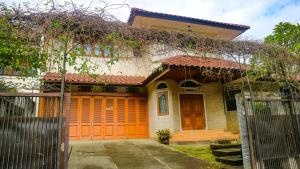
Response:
[145,55,245,140]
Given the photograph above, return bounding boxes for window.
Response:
[158,91,169,116]
[180,80,198,88]
[0,67,4,75]
[157,83,168,89]
[83,44,92,55]
[104,86,117,93]
[179,80,200,91]
[157,82,169,116]
[94,44,112,57]
[225,90,240,111]
[95,44,101,56]
[126,87,139,93]
[133,47,142,57]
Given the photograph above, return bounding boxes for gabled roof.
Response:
[162,55,246,70]
[143,55,246,85]
[128,8,250,32]
[44,73,146,86]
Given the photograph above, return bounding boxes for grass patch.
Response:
[171,145,227,169]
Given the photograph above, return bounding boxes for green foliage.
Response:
[265,22,300,55]
[249,22,300,87]
[0,14,48,77]
[172,145,226,169]
[156,129,170,144]
[125,39,140,49]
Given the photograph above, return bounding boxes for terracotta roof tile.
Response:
[44,73,145,86]
[162,55,246,70]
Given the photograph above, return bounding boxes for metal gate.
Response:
[0,92,70,169]
[243,98,300,169]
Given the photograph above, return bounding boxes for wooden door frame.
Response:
[178,92,207,131]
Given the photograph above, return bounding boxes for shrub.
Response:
[156,129,170,144]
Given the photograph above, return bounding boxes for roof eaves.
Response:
[128,8,250,32]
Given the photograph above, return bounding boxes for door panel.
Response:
[138,99,148,136]
[92,97,103,139]
[127,99,137,138]
[69,97,80,140]
[117,98,126,138]
[80,97,92,139]
[104,98,115,138]
[180,94,205,130]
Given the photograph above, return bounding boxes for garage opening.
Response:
[69,96,148,140]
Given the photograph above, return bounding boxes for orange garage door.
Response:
[69,96,148,140]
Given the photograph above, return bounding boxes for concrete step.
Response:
[216,155,243,166]
[212,148,242,157]
[210,143,241,150]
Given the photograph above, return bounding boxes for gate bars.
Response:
[243,98,300,169]
[0,92,70,169]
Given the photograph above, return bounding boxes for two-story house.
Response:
[42,8,250,142]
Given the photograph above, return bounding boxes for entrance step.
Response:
[210,143,241,150]
[212,148,242,157]
[216,155,243,166]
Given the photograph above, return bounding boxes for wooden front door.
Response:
[180,94,206,130]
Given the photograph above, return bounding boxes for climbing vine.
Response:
[0,1,299,92]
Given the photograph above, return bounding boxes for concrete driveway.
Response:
[68,139,212,169]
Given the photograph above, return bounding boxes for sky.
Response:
[3,0,300,40]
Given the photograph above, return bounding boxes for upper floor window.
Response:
[157,82,169,116]
[83,44,92,55]
[133,47,142,57]
[95,44,112,57]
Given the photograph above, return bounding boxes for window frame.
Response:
[157,90,169,116]
[156,82,169,116]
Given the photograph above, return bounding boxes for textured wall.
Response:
[198,81,226,129]
[147,79,176,137]
[226,111,240,132]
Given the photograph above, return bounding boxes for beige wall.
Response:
[147,79,227,137]
[226,111,239,132]
[147,79,177,137]
[199,82,227,129]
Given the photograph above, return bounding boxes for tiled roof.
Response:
[128,8,250,31]
[44,73,146,86]
[162,55,246,70]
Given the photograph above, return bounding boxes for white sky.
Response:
[4,0,300,40]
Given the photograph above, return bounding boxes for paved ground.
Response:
[68,139,213,169]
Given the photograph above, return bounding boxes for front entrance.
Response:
[69,96,149,140]
[180,94,206,130]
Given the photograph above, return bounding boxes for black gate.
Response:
[244,98,300,169]
[0,92,70,169]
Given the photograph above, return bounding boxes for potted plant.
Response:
[156,129,170,144]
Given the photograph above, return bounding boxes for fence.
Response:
[0,92,70,169]
[243,98,300,169]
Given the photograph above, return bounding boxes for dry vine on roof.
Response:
[0,1,299,94]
